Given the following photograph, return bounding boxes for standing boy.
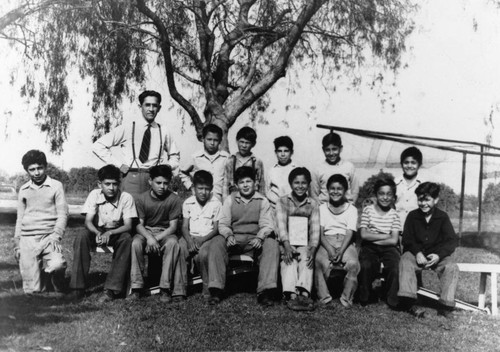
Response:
[311,132,359,204]
[219,166,280,306]
[181,170,224,304]
[398,182,459,318]
[180,124,229,201]
[222,127,266,199]
[358,178,401,308]
[266,136,298,209]
[15,150,68,295]
[129,165,185,302]
[69,165,136,302]
[276,167,319,311]
[395,147,423,227]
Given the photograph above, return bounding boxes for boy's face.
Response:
[291,175,309,198]
[417,194,438,215]
[402,156,420,178]
[237,138,254,156]
[376,185,395,209]
[26,163,47,185]
[139,96,161,123]
[98,179,120,200]
[237,176,255,198]
[149,176,170,198]
[275,146,292,166]
[323,144,342,164]
[203,132,221,155]
[327,182,346,203]
[194,183,212,204]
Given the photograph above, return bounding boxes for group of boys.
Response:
[13,90,459,318]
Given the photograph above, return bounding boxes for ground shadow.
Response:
[460,231,500,256]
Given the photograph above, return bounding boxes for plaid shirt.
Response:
[222,153,266,199]
[275,193,320,248]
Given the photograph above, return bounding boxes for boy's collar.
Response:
[236,151,254,159]
[150,189,171,200]
[325,157,341,166]
[288,192,310,205]
[234,191,263,202]
[276,160,293,167]
[24,176,52,189]
[97,189,121,205]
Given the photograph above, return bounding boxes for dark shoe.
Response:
[208,288,222,305]
[173,295,187,303]
[66,290,85,301]
[257,291,274,307]
[288,296,315,312]
[46,291,66,299]
[159,288,172,303]
[437,306,454,318]
[98,289,115,303]
[126,290,141,301]
[407,305,425,318]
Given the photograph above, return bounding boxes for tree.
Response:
[1,0,415,152]
[436,182,459,215]
[483,182,500,215]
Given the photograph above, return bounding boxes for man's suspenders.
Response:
[130,122,164,168]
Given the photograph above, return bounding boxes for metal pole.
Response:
[458,153,466,244]
[478,146,484,234]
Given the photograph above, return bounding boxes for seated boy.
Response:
[398,182,459,318]
[315,174,359,308]
[181,170,224,305]
[130,165,185,302]
[311,132,359,204]
[69,165,136,302]
[395,147,423,227]
[222,127,266,199]
[14,150,68,295]
[358,178,401,309]
[180,124,229,201]
[276,167,319,311]
[218,166,279,306]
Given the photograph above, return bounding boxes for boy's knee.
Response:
[344,260,360,275]
[46,256,67,273]
[131,237,143,251]
[444,262,459,275]
[162,236,179,252]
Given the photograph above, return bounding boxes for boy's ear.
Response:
[148,178,153,186]
[434,197,439,205]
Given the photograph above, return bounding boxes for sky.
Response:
[1,0,500,195]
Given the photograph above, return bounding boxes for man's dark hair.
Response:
[326,174,348,190]
[22,150,47,170]
[139,90,162,105]
[288,167,311,185]
[374,177,397,195]
[274,136,294,151]
[193,170,213,187]
[149,164,172,180]
[234,166,256,183]
[236,126,257,144]
[415,182,440,199]
[98,164,121,182]
[322,132,342,148]
[202,124,223,139]
[400,146,423,166]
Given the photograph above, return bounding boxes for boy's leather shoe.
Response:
[208,288,222,305]
[257,290,274,307]
[437,306,454,318]
[407,305,425,318]
[173,295,187,303]
[98,289,115,303]
[159,288,172,303]
[126,290,141,301]
[66,290,85,301]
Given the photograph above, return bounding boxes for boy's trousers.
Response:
[70,229,131,294]
[281,245,313,295]
[19,234,67,294]
[226,234,280,293]
[179,235,228,295]
[130,233,187,296]
[315,237,360,306]
[358,242,400,307]
[398,251,459,307]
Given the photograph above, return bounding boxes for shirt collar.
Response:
[23,176,54,190]
[96,189,122,208]
[185,194,217,206]
[395,175,422,187]
[273,161,296,168]
[234,191,264,203]
[139,120,158,128]
[196,149,227,159]
[286,193,311,206]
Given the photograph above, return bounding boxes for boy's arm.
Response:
[308,201,320,249]
[84,212,102,237]
[319,227,336,261]
[52,182,68,239]
[218,197,234,239]
[359,208,390,242]
[432,213,459,260]
[92,125,126,168]
[179,156,195,191]
[136,218,161,253]
[401,212,422,256]
[275,198,289,243]
[350,165,360,204]
[335,229,354,262]
[257,198,274,240]
[163,131,180,173]
[181,218,196,252]
[309,171,320,201]
[373,230,399,246]
[14,188,26,239]
[155,219,179,242]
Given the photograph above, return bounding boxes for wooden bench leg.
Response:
[491,272,498,316]
[478,273,487,310]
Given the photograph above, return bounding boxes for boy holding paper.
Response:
[276,167,320,311]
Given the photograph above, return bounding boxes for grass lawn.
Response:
[1,227,500,351]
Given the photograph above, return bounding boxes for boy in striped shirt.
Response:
[358,177,401,308]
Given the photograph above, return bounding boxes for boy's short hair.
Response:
[326,174,348,190]
[374,177,397,195]
[202,124,223,140]
[322,132,342,148]
[138,90,162,105]
[98,164,121,182]
[236,126,257,144]
[400,146,423,166]
[234,166,256,183]
[274,136,294,151]
[288,167,311,185]
[415,182,440,199]
[193,170,213,187]
[22,150,47,170]
[149,164,173,180]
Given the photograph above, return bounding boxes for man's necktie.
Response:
[139,124,151,163]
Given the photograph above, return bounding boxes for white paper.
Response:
[288,216,308,246]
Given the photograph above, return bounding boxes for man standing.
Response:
[92,90,180,197]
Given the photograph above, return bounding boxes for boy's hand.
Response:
[326,247,338,264]
[193,236,205,251]
[119,164,130,175]
[186,236,198,253]
[416,252,428,266]
[47,235,62,253]
[226,235,237,247]
[425,253,440,268]
[249,237,263,249]
[306,246,316,269]
[99,231,112,246]
[282,242,296,265]
[145,237,160,254]
[13,247,20,263]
